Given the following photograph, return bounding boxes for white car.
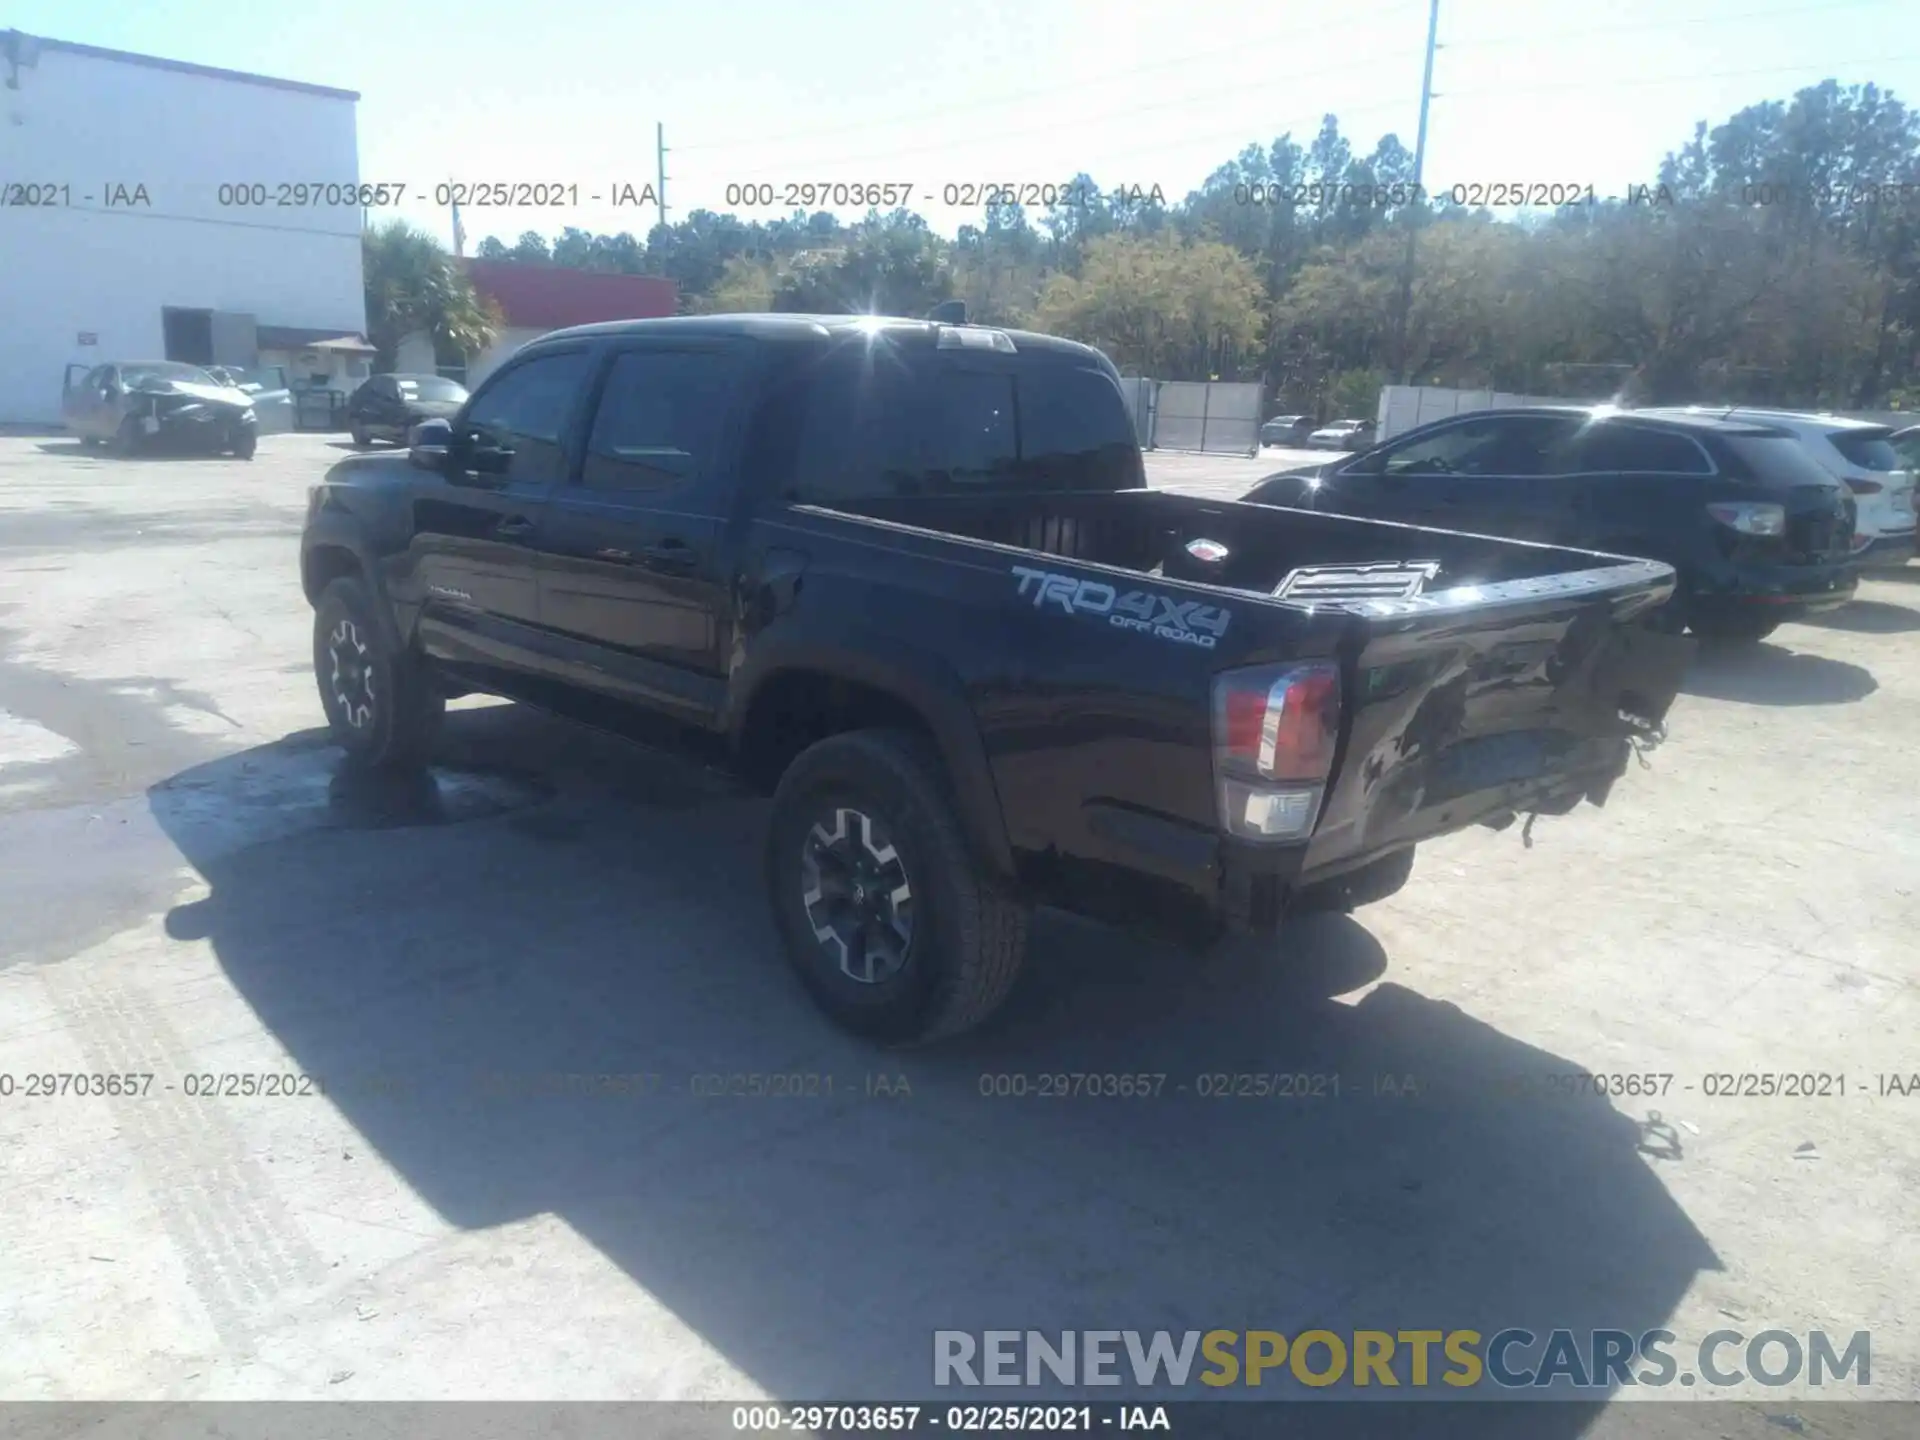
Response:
[1650,409,1915,567]
[1305,419,1376,451]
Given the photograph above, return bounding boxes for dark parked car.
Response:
[1242,407,1858,643]
[1260,414,1316,447]
[61,360,258,458]
[345,373,470,447]
[301,315,1690,1042]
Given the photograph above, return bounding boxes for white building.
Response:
[0,30,370,424]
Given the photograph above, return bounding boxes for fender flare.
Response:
[300,516,416,653]
[728,631,1017,881]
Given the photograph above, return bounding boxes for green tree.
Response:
[1031,233,1265,378]
[362,221,499,372]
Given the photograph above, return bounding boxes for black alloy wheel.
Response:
[798,804,916,985]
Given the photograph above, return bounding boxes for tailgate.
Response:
[1302,559,1693,881]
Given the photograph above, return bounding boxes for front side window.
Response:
[1373,418,1510,477]
[461,349,590,484]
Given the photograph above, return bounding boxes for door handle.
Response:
[640,540,697,570]
[494,514,536,537]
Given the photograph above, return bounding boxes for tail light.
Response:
[1705,501,1786,537]
[1845,478,1883,496]
[1210,661,1340,841]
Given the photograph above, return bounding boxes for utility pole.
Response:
[656,122,670,232]
[1390,0,1441,385]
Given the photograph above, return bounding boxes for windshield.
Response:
[394,376,468,403]
[123,362,219,388]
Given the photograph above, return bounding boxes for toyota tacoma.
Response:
[300,312,1693,1043]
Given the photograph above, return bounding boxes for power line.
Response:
[706,60,1427,183]
[1446,0,1901,49]
[1442,54,1920,102]
[676,0,1904,160]
[674,0,1426,156]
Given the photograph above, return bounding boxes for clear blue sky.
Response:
[8,0,1917,250]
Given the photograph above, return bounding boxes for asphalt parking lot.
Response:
[2,432,1917,1427]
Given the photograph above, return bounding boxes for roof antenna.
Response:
[927,300,967,324]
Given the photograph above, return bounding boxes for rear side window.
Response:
[1828,430,1902,472]
[784,347,923,502]
[583,347,746,492]
[782,347,1140,503]
[1724,433,1852,490]
[1565,423,1713,475]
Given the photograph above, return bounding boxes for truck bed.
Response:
[788,484,1689,934]
[820,487,1655,606]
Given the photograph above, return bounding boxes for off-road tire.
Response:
[767,728,1029,1044]
[313,576,444,772]
[1293,847,1416,914]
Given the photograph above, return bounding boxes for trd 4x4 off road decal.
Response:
[1012,566,1231,649]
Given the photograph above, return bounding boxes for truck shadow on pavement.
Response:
[149,704,1718,1415]
[1802,598,1920,634]
[1680,639,1877,706]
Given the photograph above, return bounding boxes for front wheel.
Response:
[349,423,372,448]
[114,415,145,456]
[231,430,257,460]
[312,576,445,771]
[767,729,1030,1044]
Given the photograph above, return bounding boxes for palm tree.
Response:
[363,221,499,372]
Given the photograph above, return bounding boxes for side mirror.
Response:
[409,418,452,472]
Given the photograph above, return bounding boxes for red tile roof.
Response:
[462,259,678,330]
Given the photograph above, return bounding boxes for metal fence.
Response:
[1118,378,1262,454]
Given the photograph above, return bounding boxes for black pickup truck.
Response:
[300,313,1693,1042]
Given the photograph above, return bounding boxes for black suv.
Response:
[1243,407,1858,643]
[301,318,1690,1041]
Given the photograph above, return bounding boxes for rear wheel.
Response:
[312,576,445,772]
[767,729,1029,1044]
[114,415,144,456]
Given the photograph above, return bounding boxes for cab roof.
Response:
[533,312,1110,363]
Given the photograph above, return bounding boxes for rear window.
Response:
[779,347,1141,503]
[1829,430,1902,472]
